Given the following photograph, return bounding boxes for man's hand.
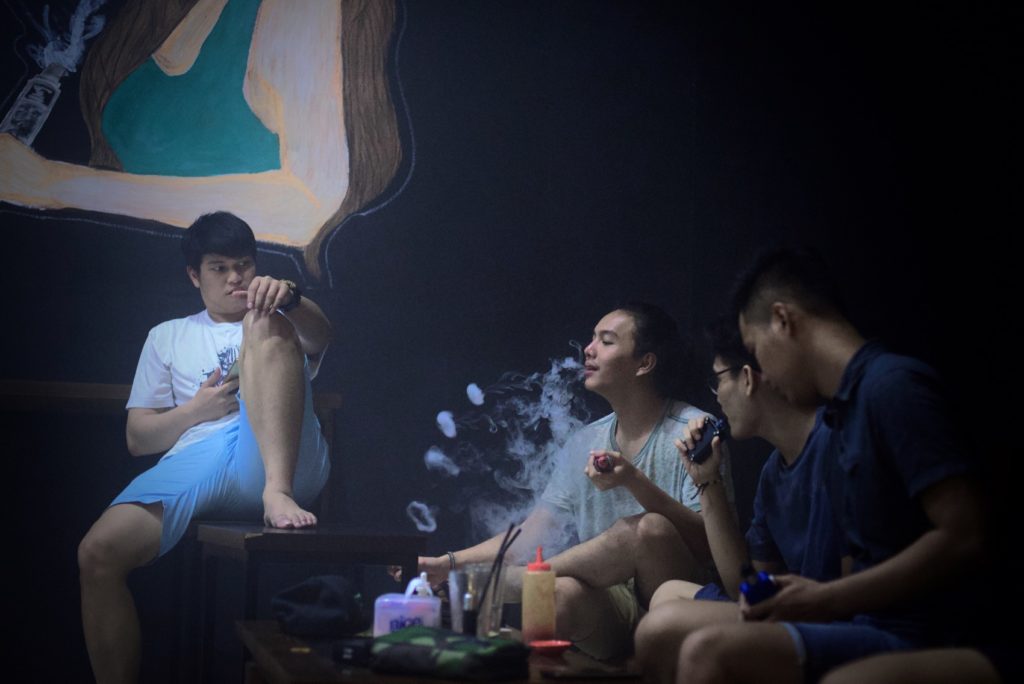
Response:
[676,416,724,484]
[741,574,841,623]
[240,275,297,314]
[389,555,449,586]
[188,367,240,423]
[585,450,634,490]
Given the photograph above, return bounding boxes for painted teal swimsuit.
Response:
[102,0,280,176]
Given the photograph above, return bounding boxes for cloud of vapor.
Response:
[409,346,594,557]
[27,0,106,72]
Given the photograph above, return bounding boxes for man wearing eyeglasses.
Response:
[670,248,987,684]
[633,315,847,684]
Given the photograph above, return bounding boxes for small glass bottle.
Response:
[521,546,555,643]
[0,63,66,146]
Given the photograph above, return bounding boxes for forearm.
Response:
[23,160,334,245]
[280,297,332,357]
[817,526,983,618]
[698,480,748,599]
[126,405,203,457]
[623,471,710,560]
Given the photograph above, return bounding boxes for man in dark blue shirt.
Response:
[634,316,847,683]
[673,248,986,684]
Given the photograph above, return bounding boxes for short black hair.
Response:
[705,314,760,373]
[731,247,847,324]
[616,301,695,400]
[181,212,257,270]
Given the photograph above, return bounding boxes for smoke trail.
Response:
[26,0,106,72]
[409,346,594,555]
[466,383,485,406]
[436,411,457,438]
[424,446,460,477]
[405,501,438,533]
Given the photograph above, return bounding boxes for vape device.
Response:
[689,415,729,464]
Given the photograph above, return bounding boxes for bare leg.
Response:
[554,576,636,659]
[240,309,315,528]
[676,623,801,684]
[635,597,739,684]
[505,513,703,604]
[649,579,703,609]
[820,649,1002,684]
[78,503,163,684]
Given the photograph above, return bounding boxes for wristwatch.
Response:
[278,279,302,312]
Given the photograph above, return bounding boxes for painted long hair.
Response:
[78,0,402,277]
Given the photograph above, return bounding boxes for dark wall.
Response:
[0,1,1009,681]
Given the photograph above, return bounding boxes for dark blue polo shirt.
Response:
[824,341,972,639]
[747,407,845,581]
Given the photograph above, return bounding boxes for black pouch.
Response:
[370,625,530,681]
[270,574,369,637]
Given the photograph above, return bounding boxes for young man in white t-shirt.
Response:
[77,211,333,684]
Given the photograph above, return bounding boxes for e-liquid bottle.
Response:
[0,63,66,146]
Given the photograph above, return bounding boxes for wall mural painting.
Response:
[0,0,404,278]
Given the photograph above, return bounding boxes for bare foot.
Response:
[263,490,317,528]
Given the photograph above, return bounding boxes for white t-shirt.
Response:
[127,310,242,457]
[541,399,731,545]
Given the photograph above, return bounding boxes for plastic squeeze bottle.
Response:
[521,546,556,643]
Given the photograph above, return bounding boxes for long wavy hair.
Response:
[79,0,403,278]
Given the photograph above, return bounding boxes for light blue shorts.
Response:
[110,374,330,556]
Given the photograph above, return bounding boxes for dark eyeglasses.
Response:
[707,367,741,396]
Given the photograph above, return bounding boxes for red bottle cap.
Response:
[527,546,551,571]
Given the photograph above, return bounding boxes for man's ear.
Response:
[187,266,200,288]
[636,352,657,377]
[770,302,796,337]
[742,364,760,397]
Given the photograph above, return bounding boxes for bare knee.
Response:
[78,527,128,582]
[242,310,301,353]
[678,626,731,683]
[634,606,690,682]
[636,512,680,546]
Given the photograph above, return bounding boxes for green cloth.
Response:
[102,0,280,175]
[371,626,530,681]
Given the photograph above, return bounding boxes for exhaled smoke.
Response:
[27,0,106,72]
[423,446,460,477]
[409,347,592,554]
[405,501,438,533]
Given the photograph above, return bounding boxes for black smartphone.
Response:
[689,415,729,464]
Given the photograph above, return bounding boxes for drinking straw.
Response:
[477,523,521,618]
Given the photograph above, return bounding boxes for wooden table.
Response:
[198,524,425,683]
[236,620,641,684]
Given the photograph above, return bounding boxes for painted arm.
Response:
[0,0,347,247]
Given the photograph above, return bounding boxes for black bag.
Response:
[270,574,369,637]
